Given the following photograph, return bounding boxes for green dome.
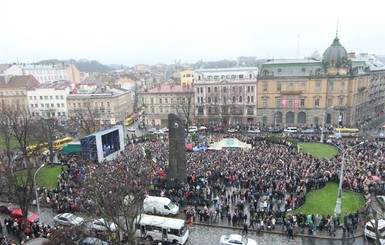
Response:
[322,36,348,67]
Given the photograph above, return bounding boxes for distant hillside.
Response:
[39,59,114,73]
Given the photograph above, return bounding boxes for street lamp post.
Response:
[320,106,334,143]
[34,163,45,224]
[334,142,364,216]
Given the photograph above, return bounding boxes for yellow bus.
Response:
[53,137,74,151]
[124,113,139,127]
[334,128,359,138]
[27,143,48,156]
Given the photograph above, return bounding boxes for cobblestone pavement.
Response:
[187,224,370,245]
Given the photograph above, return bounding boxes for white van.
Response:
[143,196,179,216]
[284,127,297,134]
[364,219,385,244]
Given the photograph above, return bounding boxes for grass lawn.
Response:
[299,142,339,159]
[34,165,66,189]
[295,183,365,218]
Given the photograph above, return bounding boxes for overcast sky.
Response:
[1,0,384,66]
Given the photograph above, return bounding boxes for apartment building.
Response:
[22,63,81,84]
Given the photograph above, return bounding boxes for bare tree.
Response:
[68,103,101,135]
[173,85,195,131]
[35,117,64,165]
[82,162,150,244]
[208,84,242,132]
[0,105,39,228]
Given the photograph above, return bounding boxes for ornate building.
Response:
[257,35,370,128]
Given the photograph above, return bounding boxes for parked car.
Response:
[248,129,261,134]
[188,126,198,133]
[91,218,117,232]
[283,127,298,134]
[127,127,136,132]
[228,128,238,133]
[268,127,281,133]
[153,130,164,135]
[10,208,39,224]
[377,196,385,207]
[364,219,385,244]
[147,128,157,133]
[76,237,108,245]
[160,127,169,133]
[220,234,258,245]
[199,126,208,131]
[54,213,84,226]
[301,128,316,134]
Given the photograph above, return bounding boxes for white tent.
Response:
[208,138,252,151]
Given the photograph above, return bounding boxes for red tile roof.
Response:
[0,75,39,89]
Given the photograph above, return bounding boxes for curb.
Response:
[193,221,365,241]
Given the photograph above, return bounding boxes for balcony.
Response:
[280,90,302,95]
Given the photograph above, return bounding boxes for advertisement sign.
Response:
[282,98,287,108]
[294,98,299,108]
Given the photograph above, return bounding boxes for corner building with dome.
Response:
[256,35,373,127]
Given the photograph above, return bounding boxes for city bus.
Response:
[124,113,139,127]
[135,214,189,244]
[53,137,74,151]
[333,128,359,138]
[27,143,48,156]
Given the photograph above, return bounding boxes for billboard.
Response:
[81,125,124,163]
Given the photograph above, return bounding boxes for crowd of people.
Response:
[23,128,385,242]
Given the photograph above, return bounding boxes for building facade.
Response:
[66,87,133,126]
[194,67,259,125]
[180,69,194,85]
[140,85,195,127]
[22,63,81,84]
[27,82,72,125]
[0,75,39,111]
[257,35,370,128]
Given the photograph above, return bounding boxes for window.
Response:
[29,96,33,100]
[55,95,59,99]
[207,76,213,80]
[247,107,254,115]
[200,87,203,93]
[289,83,293,90]
[57,103,60,107]
[214,87,218,93]
[239,75,244,79]
[223,87,227,93]
[239,96,242,103]
[44,96,48,100]
[214,76,219,80]
[214,97,218,103]
[300,98,305,107]
[232,86,236,93]
[196,88,199,94]
[208,97,211,103]
[231,75,236,79]
[328,81,334,91]
[208,87,211,93]
[232,96,236,103]
[150,98,154,104]
[340,82,345,91]
[165,98,168,104]
[276,98,281,108]
[302,68,306,72]
[288,99,293,108]
[277,82,282,92]
[50,96,53,100]
[239,86,242,93]
[327,98,333,108]
[315,98,320,107]
[263,82,268,92]
[251,96,254,103]
[315,82,321,92]
[262,98,267,108]
[159,99,162,104]
[107,102,110,107]
[249,74,252,79]
[159,107,163,113]
[60,95,63,99]
[278,68,282,72]
[339,97,344,105]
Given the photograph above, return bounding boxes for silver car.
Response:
[54,213,84,226]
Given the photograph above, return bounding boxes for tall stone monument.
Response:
[167,113,187,187]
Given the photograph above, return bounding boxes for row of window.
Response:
[196,96,255,104]
[196,106,254,116]
[34,75,65,81]
[0,91,25,96]
[27,69,66,75]
[68,101,111,108]
[196,85,255,94]
[31,111,66,117]
[30,103,65,108]
[197,74,254,80]
[262,81,346,92]
[29,95,64,100]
